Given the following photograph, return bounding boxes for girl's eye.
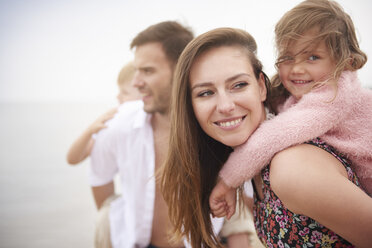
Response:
[233,82,248,89]
[197,90,214,97]
[308,55,320,61]
[277,56,294,65]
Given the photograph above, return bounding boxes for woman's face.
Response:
[189,46,267,147]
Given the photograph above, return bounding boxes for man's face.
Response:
[132,42,173,115]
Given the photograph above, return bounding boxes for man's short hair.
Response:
[130,21,194,67]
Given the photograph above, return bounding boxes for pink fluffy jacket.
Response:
[219,70,372,196]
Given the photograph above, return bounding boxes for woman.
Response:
[161,27,271,248]
[161,27,372,248]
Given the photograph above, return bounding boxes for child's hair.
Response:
[117,61,135,87]
[271,0,367,108]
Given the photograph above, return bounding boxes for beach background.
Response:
[0,102,109,247]
[1,0,371,247]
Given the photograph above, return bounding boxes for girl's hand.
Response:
[209,179,237,220]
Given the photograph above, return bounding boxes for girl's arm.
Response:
[270,143,372,248]
[66,108,117,165]
[219,71,359,188]
[209,180,236,219]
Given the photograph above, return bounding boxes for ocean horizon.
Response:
[0,101,117,248]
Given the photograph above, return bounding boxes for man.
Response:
[89,21,192,248]
[89,21,255,248]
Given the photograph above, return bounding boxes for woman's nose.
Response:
[216,93,235,114]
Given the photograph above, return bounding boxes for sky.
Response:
[0,0,371,103]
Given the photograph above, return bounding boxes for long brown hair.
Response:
[271,0,367,108]
[161,28,270,248]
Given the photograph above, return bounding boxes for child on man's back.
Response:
[66,61,141,165]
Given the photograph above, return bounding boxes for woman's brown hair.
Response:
[161,27,270,248]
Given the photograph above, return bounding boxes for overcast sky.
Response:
[0,0,371,103]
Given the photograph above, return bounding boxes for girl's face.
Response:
[278,29,337,99]
[189,46,267,148]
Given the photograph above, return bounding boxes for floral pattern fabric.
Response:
[253,138,360,248]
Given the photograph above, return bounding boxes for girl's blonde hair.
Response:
[161,27,270,248]
[271,0,367,108]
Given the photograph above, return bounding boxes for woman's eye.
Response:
[233,82,248,89]
[197,90,214,97]
[309,55,319,61]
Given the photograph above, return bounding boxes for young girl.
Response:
[210,0,372,207]
[66,61,141,165]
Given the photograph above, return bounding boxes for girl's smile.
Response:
[278,29,337,99]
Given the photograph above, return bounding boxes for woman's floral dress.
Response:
[253,138,362,248]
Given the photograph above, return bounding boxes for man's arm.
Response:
[89,109,121,208]
[91,181,115,209]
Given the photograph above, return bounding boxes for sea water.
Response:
[0,101,115,248]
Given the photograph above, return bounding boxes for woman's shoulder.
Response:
[270,142,348,180]
[268,142,372,247]
[269,142,348,214]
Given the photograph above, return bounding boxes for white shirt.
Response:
[89,100,223,248]
[90,101,156,248]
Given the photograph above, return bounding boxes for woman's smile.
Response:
[190,46,267,147]
[213,116,246,129]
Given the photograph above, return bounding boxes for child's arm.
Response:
[219,71,359,188]
[209,179,236,219]
[66,108,117,165]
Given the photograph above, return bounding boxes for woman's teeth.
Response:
[217,118,242,127]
